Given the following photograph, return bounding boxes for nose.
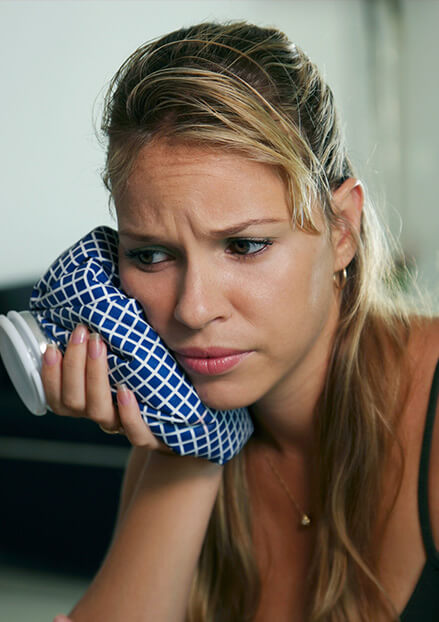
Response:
[173,261,230,330]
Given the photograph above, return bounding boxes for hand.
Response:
[41,324,172,453]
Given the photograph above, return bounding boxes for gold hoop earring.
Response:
[333,268,347,290]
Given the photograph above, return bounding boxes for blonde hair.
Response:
[102,22,412,621]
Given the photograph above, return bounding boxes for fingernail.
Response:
[70,324,87,345]
[88,333,102,359]
[117,383,131,406]
[43,343,58,366]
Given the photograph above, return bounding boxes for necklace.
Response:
[265,455,312,528]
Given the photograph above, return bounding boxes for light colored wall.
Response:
[363,0,439,302]
[400,0,439,298]
[0,0,436,306]
[0,0,370,287]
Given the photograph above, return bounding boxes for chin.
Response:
[193,382,254,412]
[202,398,250,411]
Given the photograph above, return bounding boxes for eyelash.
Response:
[125,238,274,268]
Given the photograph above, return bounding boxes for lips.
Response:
[173,347,253,376]
[174,347,248,358]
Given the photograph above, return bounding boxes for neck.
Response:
[249,370,322,456]
[249,317,336,457]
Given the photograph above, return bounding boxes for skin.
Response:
[41,139,363,451]
[42,140,364,621]
[116,140,363,451]
[41,141,439,622]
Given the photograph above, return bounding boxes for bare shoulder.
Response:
[404,315,439,389]
[408,315,439,357]
[405,316,439,544]
[395,315,439,462]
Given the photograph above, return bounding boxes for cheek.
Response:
[118,257,144,302]
[307,251,334,310]
[249,243,334,335]
[118,261,175,330]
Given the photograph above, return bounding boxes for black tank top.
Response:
[399,359,439,620]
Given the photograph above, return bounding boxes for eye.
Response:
[227,238,273,257]
[124,237,273,268]
[125,247,171,266]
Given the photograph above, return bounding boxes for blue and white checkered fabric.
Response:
[29,226,253,464]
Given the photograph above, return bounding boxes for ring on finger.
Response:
[99,423,125,435]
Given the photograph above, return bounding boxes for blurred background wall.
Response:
[0,0,438,302]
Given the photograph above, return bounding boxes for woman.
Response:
[48,22,439,621]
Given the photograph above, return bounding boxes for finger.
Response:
[61,325,89,412]
[41,343,63,412]
[117,384,165,450]
[99,423,124,435]
[86,335,119,425]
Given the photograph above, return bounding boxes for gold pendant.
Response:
[301,514,311,527]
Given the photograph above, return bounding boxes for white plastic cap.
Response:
[0,311,49,415]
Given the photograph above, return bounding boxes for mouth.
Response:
[173,348,253,376]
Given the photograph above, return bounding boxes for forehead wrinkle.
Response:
[118,141,295,241]
[118,194,292,244]
[118,195,206,246]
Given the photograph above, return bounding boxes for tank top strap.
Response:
[418,358,439,564]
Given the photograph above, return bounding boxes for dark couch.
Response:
[0,283,131,577]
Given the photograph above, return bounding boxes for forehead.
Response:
[115,140,292,231]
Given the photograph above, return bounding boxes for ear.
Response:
[330,177,364,271]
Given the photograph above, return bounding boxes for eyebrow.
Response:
[210,218,288,237]
[119,218,287,242]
